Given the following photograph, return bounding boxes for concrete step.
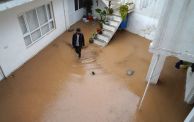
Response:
[102,28,114,33]
[93,38,107,47]
[102,29,113,37]
[111,2,121,6]
[108,15,122,22]
[110,19,120,24]
[113,11,121,17]
[104,0,121,2]
[108,20,120,27]
[103,24,116,32]
[97,34,109,42]
[111,5,120,10]
[128,3,135,10]
[104,23,117,28]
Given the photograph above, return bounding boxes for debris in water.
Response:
[10,74,15,78]
[68,27,74,32]
[81,58,96,64]
[91,71,95,75]
[52,43,58,48]
[127,69,134,76]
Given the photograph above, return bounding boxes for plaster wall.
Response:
[0,0,66,77]
[126,0,165,40]
[66,0,85,26]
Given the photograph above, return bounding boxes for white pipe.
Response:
[138,54,160,110]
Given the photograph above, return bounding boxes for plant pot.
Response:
[89,38,94,43]
[87,15,93,21]
[108,8,113,15]
[97,28,102,34]
[119,14,129,29]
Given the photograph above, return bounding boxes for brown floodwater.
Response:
[0,21,192,122]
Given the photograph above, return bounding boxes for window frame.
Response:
[18,2,56,48]
[75,0,83,11]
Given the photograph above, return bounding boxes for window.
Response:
[18,2,55,47]
[74,0,79,11]
[79,0,83,9]
[74,0,83,11]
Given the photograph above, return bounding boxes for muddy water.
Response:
[41,52,140,122]
[0,21,192,122]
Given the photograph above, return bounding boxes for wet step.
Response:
[97,34,109,42]
[108,15,122,22]
[107,20,120,27]
[102,29,113,37]
[103,24,116,32]
[113,12,121,17]
[109,19,120,23]
[93,38,107,47]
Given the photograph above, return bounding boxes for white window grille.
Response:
[18,2,55,47]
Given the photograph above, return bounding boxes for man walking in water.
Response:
[72,28,85,58]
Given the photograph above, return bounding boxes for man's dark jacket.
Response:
[72,32,85,48]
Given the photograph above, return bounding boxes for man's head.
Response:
[76,28,81,33]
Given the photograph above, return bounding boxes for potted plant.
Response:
[89,32,97,43]
[97,28,102,34]
[106,1,114,15]
[83,0,93,17]
[95,8,107,29]
[107,8,114,15]
[119,3,133,29]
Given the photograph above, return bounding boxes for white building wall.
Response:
[66,0,85,26]
[0,0,67,78]
[92,0,106,17]
[126,0,165,41]
[92,0,165,41]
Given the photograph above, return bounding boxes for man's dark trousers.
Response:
[74,46,81,58]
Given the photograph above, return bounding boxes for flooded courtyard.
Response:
[0,21,192,122]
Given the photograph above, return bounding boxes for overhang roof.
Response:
[0,0,33,12]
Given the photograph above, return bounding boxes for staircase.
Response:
[94,0,135,47]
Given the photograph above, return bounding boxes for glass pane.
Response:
[49,21,54,30]
[26,9,39,31]
[47,4,52,19]
[74,0,78,11]
[24,35,32,46]
[41,24,49,35]
[37,5,48,25]
[31,29,41,42]
[18,16,28,34]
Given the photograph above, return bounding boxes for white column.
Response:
[146,54,166,84]
[184,67,194,104]
[63,0,70,30]
[0,66,5,81]
[185,107,194,122]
